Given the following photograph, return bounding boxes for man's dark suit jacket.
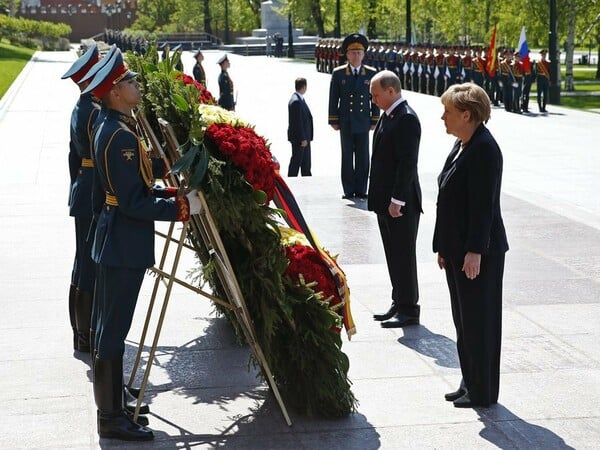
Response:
[287,92,313,144]
[367,100,422,214]
[433,123,509,258]
[368,99,422,311]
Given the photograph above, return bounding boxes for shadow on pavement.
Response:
[478,404,575,449]
[397,324,460,369]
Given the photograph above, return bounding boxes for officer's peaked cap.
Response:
[61,44,99,83]
[342,33,368,53]
[82,48,137,99]
[217,54,229,64]
[78,45,118,85]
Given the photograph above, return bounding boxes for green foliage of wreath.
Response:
[128,48,357,418]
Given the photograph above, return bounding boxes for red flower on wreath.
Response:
[176,73,216,105]
[284,243,343,332]
[206,123,277,201]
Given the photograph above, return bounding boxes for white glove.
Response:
[185,189,202,215]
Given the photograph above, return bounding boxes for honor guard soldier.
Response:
[402,45,412,90]
[425,46,436,95]
[395,44,405,87]
[445,46,460,86]
[386,43,398,73]
[535,49,550,112]
[472,47,485,88]
[434,46,447,96]
[328,33,380,200]
[366,42,376,67]
[62,44,100,354]
[192,48,206,86]
[172,44,184,71]
[64,44,119,356]
[499,49,515,112]
[83,48,201,441]
[410,47,420,92]
[461,47,473,83]
[522,54,533,113]
[217,54,235,110]
[378,42,387,72]
[512,52,524,113]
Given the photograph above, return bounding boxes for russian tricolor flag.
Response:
[517,26,531,72]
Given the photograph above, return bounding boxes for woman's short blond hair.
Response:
[441,82,491,124]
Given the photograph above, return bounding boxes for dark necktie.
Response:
[353,69,358,78]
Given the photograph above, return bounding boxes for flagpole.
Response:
[549,0,561,104]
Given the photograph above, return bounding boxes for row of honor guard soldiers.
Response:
[104,29,149,55]
[62,43,201,441]
[316,38,552,113]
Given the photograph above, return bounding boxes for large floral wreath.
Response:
[128,46,357,418]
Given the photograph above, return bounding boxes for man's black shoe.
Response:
[373,304,397,321]
[380,313,419,328]
[445,388,466,402]
[356,193,368,200]
[342,193,354,199]
[453,393,490,408]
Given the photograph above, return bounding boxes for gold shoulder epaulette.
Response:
[333,64,348,73]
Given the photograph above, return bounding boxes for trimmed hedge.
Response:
[0,15,71,50]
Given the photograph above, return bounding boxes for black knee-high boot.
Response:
[69,284,78,350]
[75,291,93,353]
[124,384,150,415]
[93,356,153,441]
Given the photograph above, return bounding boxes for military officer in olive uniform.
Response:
[328,33,380,200]
[61,44,102,354]
[83,48,201,441]
[217,54,235,110]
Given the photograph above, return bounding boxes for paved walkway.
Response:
[0,50,599,449]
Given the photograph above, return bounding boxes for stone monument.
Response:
[236,0,316,46]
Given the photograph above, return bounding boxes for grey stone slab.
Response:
[0,300,66,329]
[0,358,92,401]
[504,277,600,305]
[1,50,600,450]
[345,339,437,380]
[344,376,466,429]
[559,333,600,363]
[494,370,600,420]
[501,334,599,373]
[516,303,600,335]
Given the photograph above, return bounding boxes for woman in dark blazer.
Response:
[433,82,509,408]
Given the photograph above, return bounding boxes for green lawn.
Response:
[0,42,35,100]
[528,66,600,110]
[558,95,600,110]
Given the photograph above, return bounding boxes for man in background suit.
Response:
[368,70,422,328]
[287,77,314,176]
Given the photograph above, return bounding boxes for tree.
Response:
[203,0,212,35]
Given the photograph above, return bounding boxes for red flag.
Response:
[486,24,498,77]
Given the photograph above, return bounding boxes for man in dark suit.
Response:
[368,70,422,328]
[287,77,314,176]
[328,33,379,200]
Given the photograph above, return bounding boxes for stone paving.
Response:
[0,50,599,449]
